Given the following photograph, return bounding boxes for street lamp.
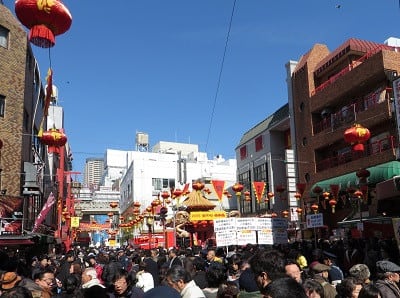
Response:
[232,183,244,216]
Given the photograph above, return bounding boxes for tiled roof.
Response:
[182,190,215,211]
[236,103,289,148]
[314,38,390,75]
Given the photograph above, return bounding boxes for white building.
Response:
[118,141,237,215]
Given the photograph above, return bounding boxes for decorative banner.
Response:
[71,217,80,228]
[211,180,225,202]
[252,181,266,203]
[32,192,56,232]
[190,211,227,221]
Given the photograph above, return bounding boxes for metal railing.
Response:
[316,135,396,172]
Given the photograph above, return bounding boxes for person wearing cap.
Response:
[348,264,371,285]
[375,260,400,298]
[0,272,22,293]
[309,262,337,298]
[321,251,344,285]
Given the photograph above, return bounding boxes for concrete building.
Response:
[84,157,104,190]
[290,37,400,235]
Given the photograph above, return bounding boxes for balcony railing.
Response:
[313,87,390,134]
[316,135,396,172]
[311,45,395,96]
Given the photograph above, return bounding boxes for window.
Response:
[0,95,5,117]
[0,25,9,48]
[254,163,267,182]
[240,146,247,160]
[255,136,263,152]
[152,178,175,191]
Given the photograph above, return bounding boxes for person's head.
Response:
[227,254,242,273]
[169,248,178,258]
[1,272,22,291]
[192,256,207,272]
[358,284,381,298]
[150,248,159,259]
[65,251,75,263]
[88,255,97,266]
[321,251,337,267]
[205,262,227,288]
[82,267,98,285]
[376,260,400,283]
[284,259,302,283]
[249,249,286,290]
[336,277,362,298]
[138,261,148,272]
[38,255,48,268]
[309,262,330,280]
[63,274,80,294]
[349,264,371,284]
[206,249,216,262]
[262,277,307,298]
[165,265,192,293]
[34,269,55,292]
[217,281,239,298]
[69,262,82,275]
[0,286,33,298]
[303,279,324,298]
[112,269,132,295]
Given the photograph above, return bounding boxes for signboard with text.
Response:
[306,213,324,228]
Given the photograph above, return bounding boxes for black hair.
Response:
[358,283,380,298]
[336,277,361,298]
[303,279,324,298]
[217,281,239,298]
[262,277,307,298]
[249,249,286,281]
[166,265,192,284]
[205,262,227,288]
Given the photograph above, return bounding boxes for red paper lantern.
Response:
[173,189,183,197]
[271,212,278,218]
[267,192,274,199]
[311,203,319,213]
[296,183,306,196]
[15,0,72,48]
[344,124,371,152]
[296,207,303,214]
[329,199,337,213]
[40,128,67,147]
[192,182,204,191]
[110,202,118,208]
[294,192,302,200]
[133,202,141,208]
[313,186,323,195]
[323,191,330,200]
[232,183,244,195]
[282,210,289,218]
[161,192,170,200]
[356,169,370,179]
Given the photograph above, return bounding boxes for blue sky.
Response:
[4,1,400,176]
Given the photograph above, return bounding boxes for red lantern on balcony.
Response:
[344,124,371,152]
[15,0,72,48]
[146,206,152,212]
[107,212,114,218]
[40,128,67,147]
[311,203,319,214]
[151,200,159,207]
[110,202,118,208]
[296,207,303,215]
[133,208,140,215]
[232,183,244,196]
[267,192,274,200]
[271,212,278,218]
[296,183,306,196]
[313,186,323,195]
[282,210,289,218]
[353,190,363,199]
[133,202,141,208]
[329,199,337,213]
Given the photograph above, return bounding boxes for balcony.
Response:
[313,87,391,135]
[316,135,396,172]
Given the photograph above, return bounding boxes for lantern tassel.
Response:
[29,25,55,48]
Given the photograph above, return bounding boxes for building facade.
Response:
[84,157,104,190]
[291,37,400,233]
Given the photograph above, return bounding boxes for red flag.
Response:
[211,180,225,202]
[32,192,56,233]
[252,182,266,203]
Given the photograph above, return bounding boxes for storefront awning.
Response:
[311,161,400,193]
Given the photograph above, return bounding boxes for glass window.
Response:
[0,25,9,48]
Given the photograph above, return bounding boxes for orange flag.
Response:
[252,182,266,203]
[212,180,225,202]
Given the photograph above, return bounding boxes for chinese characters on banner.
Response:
[213,217,288,247]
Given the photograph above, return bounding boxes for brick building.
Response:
[291,37,400,233]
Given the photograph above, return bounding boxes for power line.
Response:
[205,0,237,152]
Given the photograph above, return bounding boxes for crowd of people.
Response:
[0,237,399,298]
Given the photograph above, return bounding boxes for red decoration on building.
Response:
[40,128,67,147]
[313,186,323,195]
[296,183,306,196]
[192,181,204,191]
[311,203,319,213]
[330,184,339,198]
[323,191,330,200]
[329,199,337,213]
[110,202,118,208]
[232,183,244,196]
[296,207,303,215]
[133,202,141,208]
[294,192,302,200]
[173,189,183,197]
[161,192,170,200]
[15,0,72,48]
[344,124,371,152]
[282,210,289,218]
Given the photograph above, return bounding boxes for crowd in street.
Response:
[0,237,400,297]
